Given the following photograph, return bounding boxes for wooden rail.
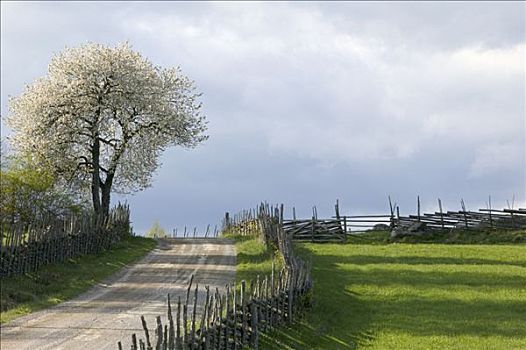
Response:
[282,219,346,242]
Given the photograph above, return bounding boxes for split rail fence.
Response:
[223,205,347,243]
[226,198,526,243]
[384,197,526,232]
[342,199,526,236]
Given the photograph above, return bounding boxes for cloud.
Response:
[122,5,524,165]
[1,2,524,232]
[468,142,525,178]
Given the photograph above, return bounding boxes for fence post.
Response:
[288,272,294,324]
[241,281,248,345]
[488,195,493,229]
[251,302,258,350]
[388,196,396,230]
[225,212,230,230]
[311,216,315,243]
[461,199,468,228]
[176,296,182,350]
[417,195,421,222]
[140,316,151,349]
[131,334,138,350]
[191,284,198,348]
[438,198,444,229]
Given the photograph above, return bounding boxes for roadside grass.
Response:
[0,236,156,324]
[259,238,526,349]
[224,233,284,285]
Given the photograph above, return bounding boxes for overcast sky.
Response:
[1,1,525,234]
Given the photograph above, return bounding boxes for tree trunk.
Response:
[101,173,114,221]
[91,138,101,217]
[101,188,111,222]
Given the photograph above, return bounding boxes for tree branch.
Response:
[98,137,120,148]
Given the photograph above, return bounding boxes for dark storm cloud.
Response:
[1,2,524,233]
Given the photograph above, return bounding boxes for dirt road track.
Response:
[0,238,236,350]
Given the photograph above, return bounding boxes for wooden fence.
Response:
[171,225,220,238]
[282,219,345,242]
[384,197,526,233]
[119,203,312,350]
[0,203,131,277]
[396,208,526,231]
[221,208,259,237]
[233,198,526,242]
[222,204,346,242]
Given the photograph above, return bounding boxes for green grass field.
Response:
[0,236,156,324]
[233,233,526,349]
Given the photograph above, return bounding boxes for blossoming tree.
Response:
[7,43,207,220]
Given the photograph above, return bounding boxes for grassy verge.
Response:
[259,241,526,349]
[1,236,157,324]
[224,234,283,284]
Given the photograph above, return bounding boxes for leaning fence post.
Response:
[191,283,198,349]
[389,196,395,229]
[488,195,494,229]
[155,316,163,350]
[288,273,294,324]
[132,334,138,350]
[461,199,468,228]
[417,195,421,222]
[176,296,182,350]
[438,198,444,229]
[225,212,230,230]
[140,316,151,349]
[183,305,188,349]
[311,216,315,243]
[233,284,238,350]
[241,280,248,345]
[251,302,258,350]
[168,294,175,350]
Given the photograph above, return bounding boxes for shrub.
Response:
[146,221,167,238]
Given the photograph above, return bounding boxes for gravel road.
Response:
[0,238,236,350]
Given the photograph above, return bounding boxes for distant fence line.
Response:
[0,203,131,277]
[119,203,312,350]
[343,196,526,233]
[223,197,526,243]
[171,224,219,238]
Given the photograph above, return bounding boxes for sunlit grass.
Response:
[257,236,526,349]
[225,234,284,285]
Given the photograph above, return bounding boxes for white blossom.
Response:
[7,42,207,215]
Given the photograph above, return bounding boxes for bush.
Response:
[0,154,87,226]
[146,221,167,238]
